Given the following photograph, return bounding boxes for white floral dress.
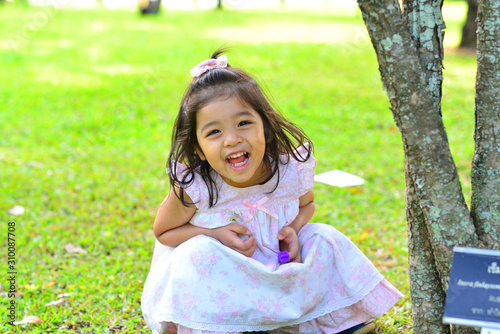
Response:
[141,146,403,334]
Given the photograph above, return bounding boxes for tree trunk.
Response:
[357,0,477,279]
[459,0,478,49]
[356,0,500,331]
[402,1,453,331]
[140,0,162,15]
[471,0,500,249]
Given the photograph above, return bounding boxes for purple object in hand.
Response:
[278,251,290,264]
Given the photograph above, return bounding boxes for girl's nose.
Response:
[223,131,242,147]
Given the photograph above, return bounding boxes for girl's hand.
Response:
[278,226,302,263]
[210,223,257,258]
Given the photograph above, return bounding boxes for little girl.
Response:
[141,50,403,334]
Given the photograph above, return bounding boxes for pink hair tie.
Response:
[189,54,228,78]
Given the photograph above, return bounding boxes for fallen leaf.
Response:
[58,292,75,298]
[7,205,25,215]
[109,324,126,333]
[14,315,44,325]
[389,126,398,133]
[358,230,370,242]
[348,188,363,194]
[45,299,65,307]
[65,243,87,254]
[43,281,56,288]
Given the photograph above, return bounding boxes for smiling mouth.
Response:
[226,152,249,167]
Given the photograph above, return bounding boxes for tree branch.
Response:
[403,0,445,106]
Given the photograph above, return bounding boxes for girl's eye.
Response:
[238,121,251,127]
[207,129,220,137]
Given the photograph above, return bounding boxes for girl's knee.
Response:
[299,223,337,240]
[178,234,218,250]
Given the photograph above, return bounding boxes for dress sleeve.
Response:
[167,162,203,207]
[292,143,316,197]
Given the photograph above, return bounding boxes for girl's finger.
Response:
[241,237,256,251]
[289,243,299,258]
[230,223,251,235]
[238,238,256,257]
[231,236,251,252]
[228,234,246,248]
[277,228,291,240]
[283,234,295,247]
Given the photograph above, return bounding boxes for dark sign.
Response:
[443,247,500,329]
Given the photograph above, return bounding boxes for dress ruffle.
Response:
[142,224,403,334]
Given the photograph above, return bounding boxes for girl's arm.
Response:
[288,189,315,233]
[154,187,257,256]
[153,187,197,245]
[157,222,257,257]
[278,189,315,262]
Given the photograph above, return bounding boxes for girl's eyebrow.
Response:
[200,110,256,133]
[200,120,219,134]
[235,110,255,118]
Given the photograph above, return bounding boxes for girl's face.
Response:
[195,96,268,188]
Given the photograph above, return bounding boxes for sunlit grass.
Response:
[0,3,473,333]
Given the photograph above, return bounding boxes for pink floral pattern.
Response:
[141,145,403,333]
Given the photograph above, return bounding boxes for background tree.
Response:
[356,0,499,333]
[139,0,161,14]
[460,0,478,49]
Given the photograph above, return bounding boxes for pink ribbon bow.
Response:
[242,196,279,225]
[189,54,228,78]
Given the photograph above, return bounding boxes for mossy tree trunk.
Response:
[356,0,500,332]
[471,0,500,250]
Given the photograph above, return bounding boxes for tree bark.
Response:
[459,0,478,49]
[401,2,451,331]
[356,0,485,332]
[357,0,477,281]
[403,0,445,105]
[406,165,450,333]
[471,0,500,250]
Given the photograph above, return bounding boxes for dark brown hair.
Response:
[168,48,313,207]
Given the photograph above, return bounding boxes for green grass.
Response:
[0,2,475,333]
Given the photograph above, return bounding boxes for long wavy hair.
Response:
[168,48,313,207]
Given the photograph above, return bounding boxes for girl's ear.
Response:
[195,147,206,161]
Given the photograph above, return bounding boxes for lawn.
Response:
[0,2,475,333]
